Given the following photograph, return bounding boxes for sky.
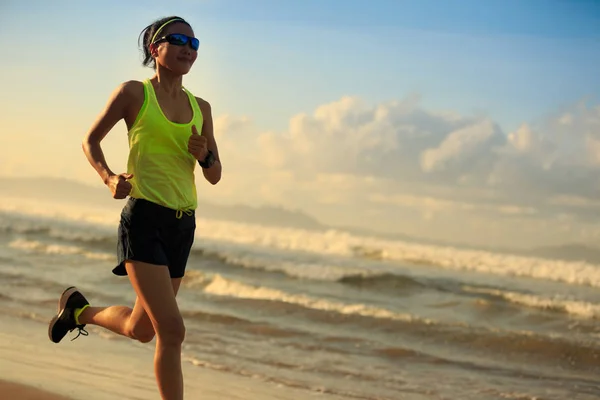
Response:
[1,0,600,249]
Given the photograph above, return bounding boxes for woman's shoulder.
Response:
[117,80,145,101]
[193,95,211,115]
[103,80,146,108]
[105,81,146,126]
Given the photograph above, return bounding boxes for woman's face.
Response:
[151,22,198,75]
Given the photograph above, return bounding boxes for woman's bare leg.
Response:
[124,260,185,400]
[78,278,182,343]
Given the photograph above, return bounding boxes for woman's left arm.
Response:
[196,97,222,185]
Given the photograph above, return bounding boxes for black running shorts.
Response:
[113,197,196,279]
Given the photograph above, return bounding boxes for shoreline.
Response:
[0,311,349,400]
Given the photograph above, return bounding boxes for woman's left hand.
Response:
[188,125,208,161]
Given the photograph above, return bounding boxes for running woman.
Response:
[47,15,221,400]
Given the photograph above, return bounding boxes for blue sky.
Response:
[2,0,599,132]
[1,0,600,246]
[197,0,600,38]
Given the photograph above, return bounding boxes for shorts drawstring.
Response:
[176,209,194,219]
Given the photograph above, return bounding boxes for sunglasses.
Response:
[153,33,200,51]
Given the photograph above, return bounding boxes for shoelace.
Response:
[70,325,89,341]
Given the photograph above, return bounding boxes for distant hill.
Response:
[0,176,324,231]
[198,202,325,230]
[0,176,111,206]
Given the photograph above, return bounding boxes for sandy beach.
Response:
[0,313,348,400]
[0,379,73,400]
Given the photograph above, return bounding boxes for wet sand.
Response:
[0,380,72,400]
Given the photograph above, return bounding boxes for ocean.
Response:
[1,195,599,400]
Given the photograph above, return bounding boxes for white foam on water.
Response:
[3,195,600,288]
[463,285,600,320]
[203,274,426,323]
[8,238,113,261]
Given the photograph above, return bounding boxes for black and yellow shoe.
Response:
[48,286,90,343]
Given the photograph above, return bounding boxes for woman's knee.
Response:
[155,315,185,345]
[128,320,156,343]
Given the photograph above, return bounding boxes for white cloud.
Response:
[489,101,600,199]
[420,119,502,176]
[207,95,600,248]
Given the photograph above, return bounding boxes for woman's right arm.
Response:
[82,81,138,198]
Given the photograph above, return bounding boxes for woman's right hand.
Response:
[106,173,134,199]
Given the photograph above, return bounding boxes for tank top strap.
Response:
[182,86,201,116]
[143,78,160,104]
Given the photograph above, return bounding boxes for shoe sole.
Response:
[48,286,79,343]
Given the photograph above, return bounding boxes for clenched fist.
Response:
[188,125,208,161]
[106,173,133,199]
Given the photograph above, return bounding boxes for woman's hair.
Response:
[138,16,191,69]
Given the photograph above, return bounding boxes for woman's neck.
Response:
[152,68,183,97]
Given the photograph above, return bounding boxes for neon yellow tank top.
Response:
[126,79,203,213]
